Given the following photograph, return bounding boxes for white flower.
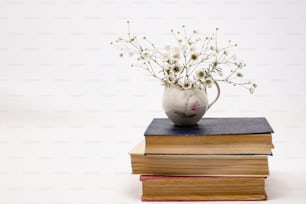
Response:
[171,64,183,75]
[182,80,192,89]
[190,52,199,61]
[141,51,150,59]
[167,75,176,84]
[236,72,243,77]
[171,47,180,59]
[177,38,183,44]
[195,69,206,79]
[205,78,213,88]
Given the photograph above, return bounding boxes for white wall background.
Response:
[0,0,306,203]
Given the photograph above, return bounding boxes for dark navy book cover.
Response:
[144,118,274,136]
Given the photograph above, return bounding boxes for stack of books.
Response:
[129,117,274,201]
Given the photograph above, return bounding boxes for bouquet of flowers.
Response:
[112,22,256,93]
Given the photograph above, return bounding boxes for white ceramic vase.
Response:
[162,81,220,126]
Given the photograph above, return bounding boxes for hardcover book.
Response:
[130,140,269,176]
[144,117,274,155]
[141,175,267,201]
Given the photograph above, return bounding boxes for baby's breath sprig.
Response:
[112,23,256,93]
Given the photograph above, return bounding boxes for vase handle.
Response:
[208,80,221,110]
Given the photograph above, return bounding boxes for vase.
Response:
[162,81,220,126]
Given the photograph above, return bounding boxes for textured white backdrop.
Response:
[0,0,306,203]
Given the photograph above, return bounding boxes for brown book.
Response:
[141,175,267,201]
[145,118,274,155]
[130,140,269,176]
